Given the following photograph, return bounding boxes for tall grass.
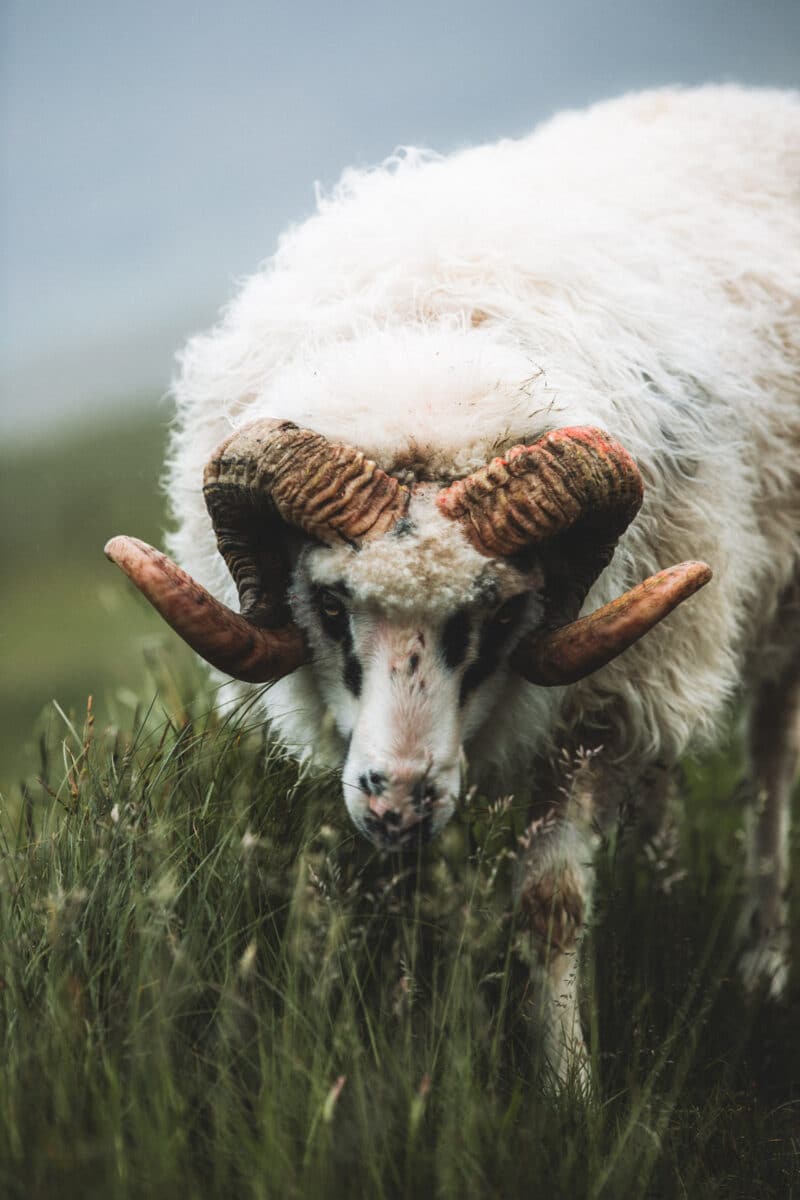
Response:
[0,405,182,793]
[1,661,798,1199]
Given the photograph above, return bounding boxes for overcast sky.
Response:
[1,0,798,441]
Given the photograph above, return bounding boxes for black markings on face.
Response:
[440,608,471,670]
[459,594,528,706]
[315,584,363,697]
[408,653,420,675]
[344,653,363,697]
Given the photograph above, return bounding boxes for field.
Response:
[1,409,798,1198]
[0,405,192,794]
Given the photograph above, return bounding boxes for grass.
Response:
[1,659,798,1200]
[2,408,798,1196]
[0,404,194,793]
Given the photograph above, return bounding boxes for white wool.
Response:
[167,84,800,773]
[305,489,534,620]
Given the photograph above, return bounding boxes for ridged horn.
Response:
[437,427,643,557]
[201,418,409,628]
[106,420,409,683]
[104,536,308,683]
[204,419,409,549]
[438,427,644,623]
[438,427,711,684]
[518,561,713,686]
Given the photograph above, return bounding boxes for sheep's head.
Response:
[105,421,711,850]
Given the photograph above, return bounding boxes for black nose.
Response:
[358,770,388,797]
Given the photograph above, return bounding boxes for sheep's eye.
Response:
[316,588,350,643]
[319,590,344,620]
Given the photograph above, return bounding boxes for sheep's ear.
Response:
[516,560,712,686]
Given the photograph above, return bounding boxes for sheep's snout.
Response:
[345,757,461,851]
[336,616,465,849]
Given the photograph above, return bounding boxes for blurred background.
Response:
[1,0,798,794]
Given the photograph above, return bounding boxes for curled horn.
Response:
[518,560,713,685]
[104,535,308,683]
[105,419,409,682]
[437,427,711,685]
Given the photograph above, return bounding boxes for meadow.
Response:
[0,405,191,793]
[1,409,798,1198]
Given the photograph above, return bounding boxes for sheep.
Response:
[106,85,800,1085]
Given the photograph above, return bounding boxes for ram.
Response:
[106,85,800,1084]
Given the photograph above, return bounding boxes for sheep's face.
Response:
[106,420,709,852]
[290,488,544,849]
[107,423,710,847]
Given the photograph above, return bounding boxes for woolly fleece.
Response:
[167,85,800,775]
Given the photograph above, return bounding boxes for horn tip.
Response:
[104,534,133,563]
[679,560,713,589]
[104,534,155,568]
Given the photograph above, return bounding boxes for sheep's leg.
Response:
[515,750,602,1089]
[739,643,800,998]
[517,835,593,1087]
